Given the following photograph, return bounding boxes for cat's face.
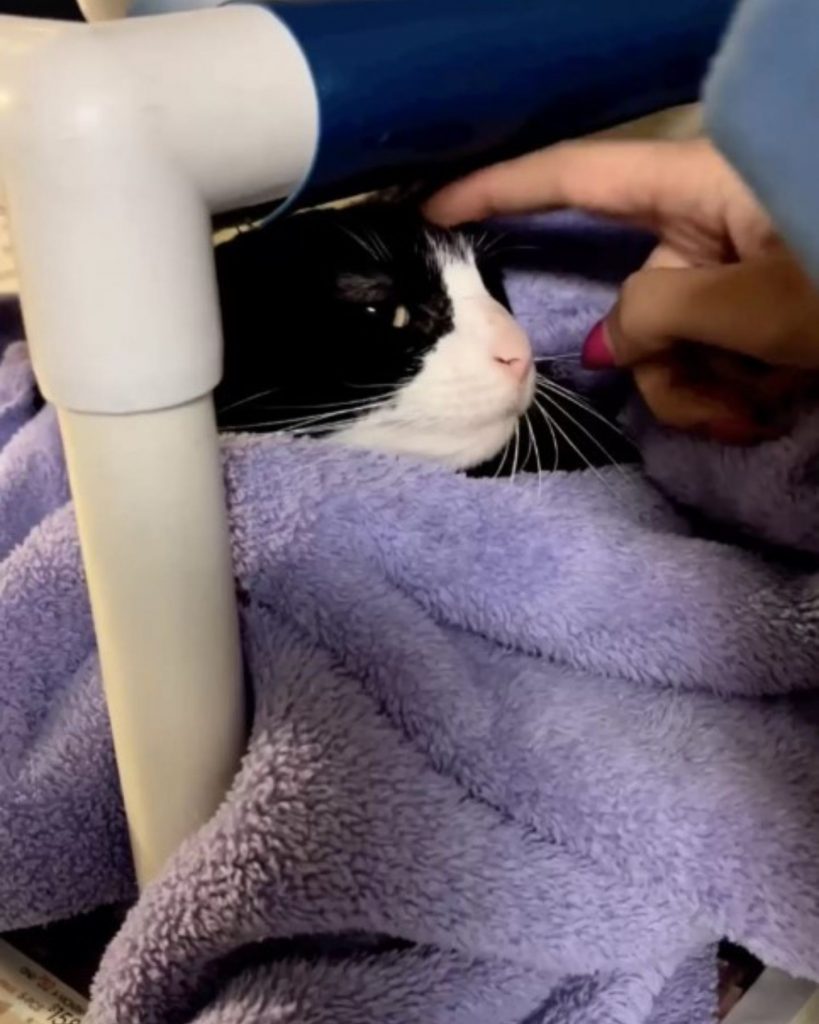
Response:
[215,203,535,470]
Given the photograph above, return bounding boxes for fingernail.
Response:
[581,320,615,370]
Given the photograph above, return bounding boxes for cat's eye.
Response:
[392,305,410,329]
[363,303,410,329]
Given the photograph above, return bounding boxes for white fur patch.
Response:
[332,242,535,469]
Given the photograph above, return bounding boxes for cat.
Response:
[214,201,634,477]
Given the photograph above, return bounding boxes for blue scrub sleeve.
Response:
[705,0,819,283]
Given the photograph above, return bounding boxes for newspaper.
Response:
[0,941,87,1024]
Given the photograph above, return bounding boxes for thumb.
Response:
[583,251,819,371]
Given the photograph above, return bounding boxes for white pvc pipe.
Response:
[0,7,318,883]
[59,400,243,884]
[0,8,318,413]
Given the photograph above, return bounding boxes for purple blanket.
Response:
[2,216,819,1024]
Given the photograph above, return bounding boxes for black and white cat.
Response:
[215,202,633,476]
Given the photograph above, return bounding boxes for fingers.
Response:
[587,250,819,371]
[642,242,694,270]
[581,247,819,443]
[633,357,753,442]
[631,355,799,444]
[424,139,692,227]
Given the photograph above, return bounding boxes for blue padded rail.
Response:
[263,0,738,204]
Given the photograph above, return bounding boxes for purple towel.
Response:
[1,216,818,1024]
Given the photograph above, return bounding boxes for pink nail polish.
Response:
[581,320,615,370]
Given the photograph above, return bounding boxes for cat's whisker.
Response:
[535,384,603,429]
[536,375,635,446]
[473,230,491,254]
[287,425,336,437]
[345,381,402,391]
[220,387,396,417]
[217,388,280,414]
[475,230,511,257]
[536,375,598,407]
[536,394,614,492]
[534,396,593,476]
[535,372,599,403]
[418,301,445,320]
[537,385,636,454]
[221,398,390,433]
[529,396,560,472]
[510,421,521,485]
[254,394,393,413]
[491,438,513,480]
[234,392,390,417]
[523,411,543,498]
[281,403,389,429]
[541,392,626,477]
[366,227,391,263]
[258,398,387,426]
[536,374,602,409]
[536,352,582,364]
[337,223,383,264]
[484,242,542,259]
[289,406,405,437]
[521,412,534,468]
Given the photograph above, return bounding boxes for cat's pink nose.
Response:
[491,330,533,382]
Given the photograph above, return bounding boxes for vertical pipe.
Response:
[59,400,243,885]
[1,138,247,888]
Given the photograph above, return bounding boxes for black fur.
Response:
[216,204,470,434]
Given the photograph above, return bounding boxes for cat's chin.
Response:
[329,409,518,471]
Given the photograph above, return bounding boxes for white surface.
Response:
[59,400,243,885]
[0,6,318,883]
[726,969,819,1024]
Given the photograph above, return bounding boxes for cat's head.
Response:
[215,202,535,470]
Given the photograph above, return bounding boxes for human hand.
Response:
[425,139,819,442]
[425,137,777,267]
[584,248,819,442]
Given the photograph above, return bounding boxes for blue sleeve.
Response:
[704,0,819,282]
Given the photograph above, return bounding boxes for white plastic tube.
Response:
[0,7,318,884]
[0,8,318,412]
[59,400,244,883]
